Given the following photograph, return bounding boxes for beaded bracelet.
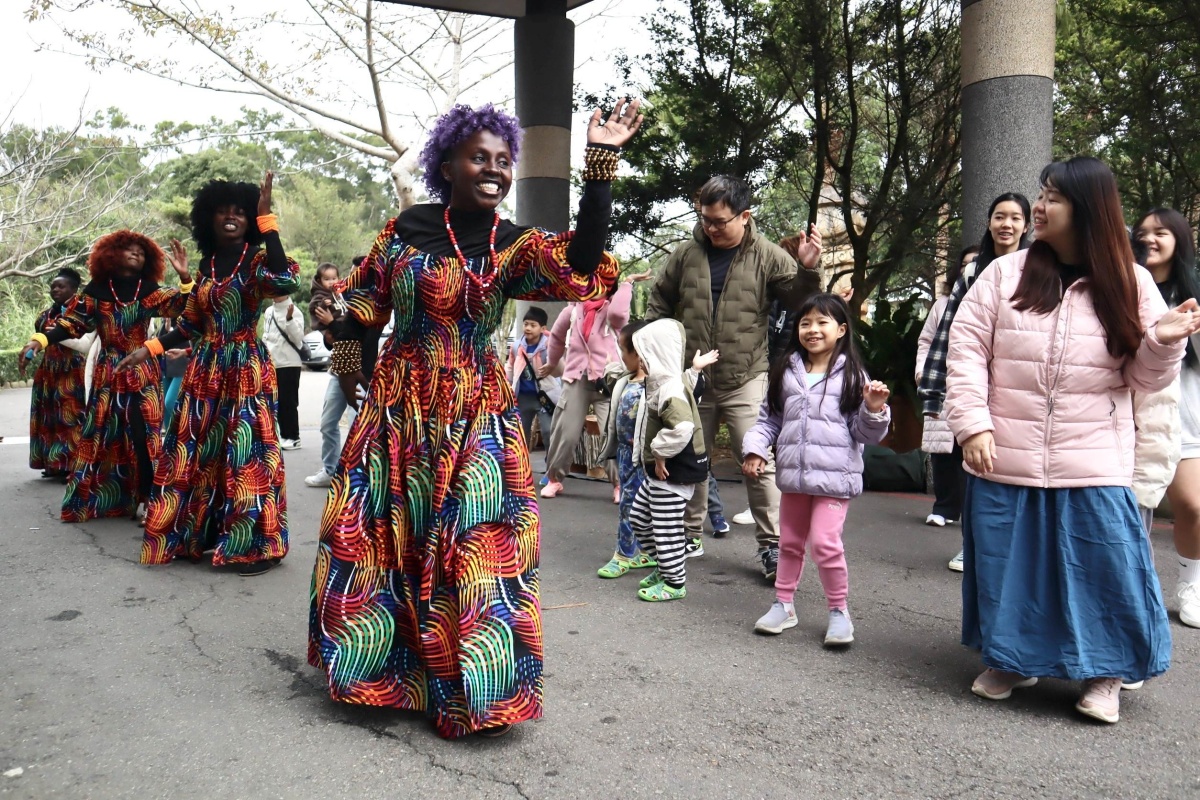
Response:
[257,214,280,234]
[329,340,362,376]
[582,145,620,182]
[31,333,49,349]
[145,338,165,357]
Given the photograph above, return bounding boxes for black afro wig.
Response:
[190,179,263,256]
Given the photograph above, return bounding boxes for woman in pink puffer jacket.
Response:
[944,157,1200,725]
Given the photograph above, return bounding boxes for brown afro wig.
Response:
[87,230,166,282]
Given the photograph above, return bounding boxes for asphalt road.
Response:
[1,371,1198,799]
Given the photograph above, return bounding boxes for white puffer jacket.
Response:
[918,296,954,454]
[1132,380,1182,510]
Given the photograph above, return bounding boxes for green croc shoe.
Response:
[638,568,663,589]
[626,552,657,570]
[598,555,632,579]
[638,582,686,602]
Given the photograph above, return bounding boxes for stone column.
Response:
[510,0,574,351]
[960,0,1056,240]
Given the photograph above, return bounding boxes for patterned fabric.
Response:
[28,304,88,472]
[142,245,299,566]
[615,379,647,559]
[54,288,188,521]
[308,216,618,739]
[918,261,980,415]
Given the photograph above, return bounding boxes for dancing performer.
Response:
[308,99,641,738]
[118,173,299,576]
[20,234,193,522]
[20,268,93,478]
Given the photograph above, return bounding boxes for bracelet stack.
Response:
[582,145,620,182]
[329,340,362,376]
[257,214,280,234]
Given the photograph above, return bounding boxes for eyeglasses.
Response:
[698,212,740,231]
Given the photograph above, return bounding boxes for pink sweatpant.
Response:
[776,492,850,610]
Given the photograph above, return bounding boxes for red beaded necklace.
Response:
[108,278,143,309]
[443,207,500,289]
[204,242,249,288]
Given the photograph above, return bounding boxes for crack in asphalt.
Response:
[52,502,142,565]
[177,582,220,664]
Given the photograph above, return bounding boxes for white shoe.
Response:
[1177,581,1200,628]
[1120,680,1144,691]
[280,438,302,450]
[925,513,946,527]
[305,470,333,488]
[732,508,754,526]
[948,550,964,572]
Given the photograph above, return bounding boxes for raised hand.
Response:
[1155,298,1200,344]
[166,239,191,283]
[624,269,654,284]
[587,97,644,149]
[692,349,719,371]
[791,224,823,270]
[863,379,890,412]
[257,171,274,218]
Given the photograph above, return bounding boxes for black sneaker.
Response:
[684,537,705,559]
[239,558,281,577]
[759,547,779,581]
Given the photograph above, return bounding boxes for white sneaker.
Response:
[1177,581,1200,628]
[280,438,301,450]
[948,549,964,572]
[305,470,333,488]
[754,601,798,635]
[732,508,754,526]
[925,513,946,527]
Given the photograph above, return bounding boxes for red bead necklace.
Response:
[443,207,500,289]
[108,278,143,309]
[204,242,249,288]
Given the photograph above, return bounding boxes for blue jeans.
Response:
[320,374,355,476]
[707,471,723,518]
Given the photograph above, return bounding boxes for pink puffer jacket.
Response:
[944,249,1184,488]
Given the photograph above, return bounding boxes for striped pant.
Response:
[629,480,690,588]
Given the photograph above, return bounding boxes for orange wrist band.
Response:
[257,214,280,234]
[145,338,165,357]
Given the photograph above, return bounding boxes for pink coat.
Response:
[547,282,632,382]
[944,249,1184,488]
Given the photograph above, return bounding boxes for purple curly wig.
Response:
[418,104,522,204]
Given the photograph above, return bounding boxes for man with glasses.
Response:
[646,175,822,580]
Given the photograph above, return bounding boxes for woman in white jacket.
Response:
[261,294,306,449]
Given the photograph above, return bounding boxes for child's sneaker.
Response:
[709,512,730,537]
[638,568,663,589]
[597,554,633,579]
[823,608,854,646]
[684,537,705,558]
[637,583,686,602]
[754,601,798,635]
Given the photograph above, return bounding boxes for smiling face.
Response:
[212,203,250,248]
[797,308,847,360]
[988,200,1027,256]
[442,129,513,212]
[1031,183,1075,258]
[49,277,75,305]
[1135,214,1177,272]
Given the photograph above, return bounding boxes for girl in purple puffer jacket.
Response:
[742,293,891,646]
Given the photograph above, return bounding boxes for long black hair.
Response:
[767,293,867,416]
[976,192,1032,269]
[1134,207,1199,367]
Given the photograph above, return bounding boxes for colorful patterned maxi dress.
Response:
[142,233,299,566]
[48,282,189,521]
[308,204,618,739]
[28,302,89,473]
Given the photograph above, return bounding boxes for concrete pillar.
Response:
[959,0,1056,240]
[510,0,574,350]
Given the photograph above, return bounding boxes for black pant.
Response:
[930,443,965,521]
[276,366,301,441]
[126,394,153,501]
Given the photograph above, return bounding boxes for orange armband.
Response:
[256,214,280,234]
[145,338,165,357]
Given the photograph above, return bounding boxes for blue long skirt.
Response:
[962,476,1171,681]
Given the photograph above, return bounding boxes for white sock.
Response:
[778,600,795,614]
[1179,557,1200,585]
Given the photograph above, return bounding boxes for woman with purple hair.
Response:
[308,99,642,739]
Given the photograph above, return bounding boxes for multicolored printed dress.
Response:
[47,281,190,521]
[28,302,89,473]
[142,232,299,566]
[308,202,618,739]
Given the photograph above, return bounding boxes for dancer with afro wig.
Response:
[308,99,642,738]
[19,267,93,479]
[118,172,299,576]
[21,232,194,522]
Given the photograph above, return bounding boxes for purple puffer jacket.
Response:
[743,354,891,499]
